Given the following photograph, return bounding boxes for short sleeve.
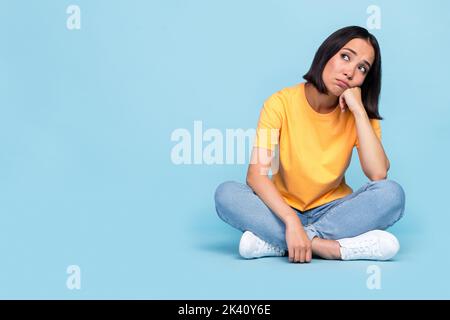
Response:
[253,93,284,151]
[355,119,382,149]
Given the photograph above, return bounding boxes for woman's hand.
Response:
[339,87,366,115]
[285,217,312,263]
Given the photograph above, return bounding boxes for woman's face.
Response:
[322,38,375,96]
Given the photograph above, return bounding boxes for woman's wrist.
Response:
[284,213,302,227]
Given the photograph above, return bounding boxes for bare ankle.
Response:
[329,240,342,260]
[312,238,341,260]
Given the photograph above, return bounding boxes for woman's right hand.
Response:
[285,217,312,263]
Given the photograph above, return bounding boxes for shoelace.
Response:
[347,238,381,257]
[258,238,285,255]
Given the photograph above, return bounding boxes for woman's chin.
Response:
[325,85,343,97]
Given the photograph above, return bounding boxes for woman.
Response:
[214,26,406,263]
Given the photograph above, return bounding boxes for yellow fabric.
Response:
[253,82,382,211]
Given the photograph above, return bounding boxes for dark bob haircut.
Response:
[303,26,383,120]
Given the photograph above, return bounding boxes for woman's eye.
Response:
[341,53,368,74]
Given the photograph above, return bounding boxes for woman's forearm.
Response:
[246,174,302,226]
[353,110,390,180]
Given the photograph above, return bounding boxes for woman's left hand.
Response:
[339,87,366,115]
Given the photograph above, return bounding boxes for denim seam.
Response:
[304,225,319,240]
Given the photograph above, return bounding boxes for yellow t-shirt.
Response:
[253,82,382,211]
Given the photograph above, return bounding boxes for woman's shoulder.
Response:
[266,82,303,105]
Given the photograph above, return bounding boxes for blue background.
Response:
[1,0,449,299]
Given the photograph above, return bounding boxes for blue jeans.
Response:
[214,179,406,250]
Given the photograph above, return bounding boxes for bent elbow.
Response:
[246,175,253,187]
[369,172,388,181]
[246,170,256,187]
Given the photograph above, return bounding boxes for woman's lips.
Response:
[336,80,349,89]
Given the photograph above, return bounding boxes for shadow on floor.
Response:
[195,239,243,258]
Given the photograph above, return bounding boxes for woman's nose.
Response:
[343,65,356,80]
[343,70,354,81]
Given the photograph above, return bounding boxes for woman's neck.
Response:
[304,82,339,114]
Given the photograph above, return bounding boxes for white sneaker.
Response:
[239,231,286,259]
[337,230,400,261]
